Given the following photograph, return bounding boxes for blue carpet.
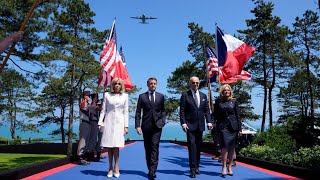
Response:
[41,142,293,180]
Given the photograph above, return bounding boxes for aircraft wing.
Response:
[145,17,157,19]
[130,16,141,19]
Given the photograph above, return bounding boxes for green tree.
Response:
[239,0,291,131]
[40,0,108,156]
[0,0,60,69]
[168,22,257,122]
[167,23,215,121]
[30,76,71,143]
[0,69,36,139]
[289,10,320,127]
[278,70,320,119]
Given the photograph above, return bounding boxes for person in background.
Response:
[77,90,92,165]
[135,77,166,180]
[214,84,241,177]
[95,98,105,161]
[179,76,213,178]
[87,93,99,161]
[0,31,24,54]
[98,78,129,178]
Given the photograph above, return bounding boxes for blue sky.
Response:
[86,0,318,123]
[87,0,317,94]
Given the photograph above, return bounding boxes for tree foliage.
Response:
[239,0,292,131]
[167,22,257,122]
[288,10,320,126]
[39,0,108,156]
[0,69,36,138]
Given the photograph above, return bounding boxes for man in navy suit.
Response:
[180,76,213,178]
[135,77,166,180]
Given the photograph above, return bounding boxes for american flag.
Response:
[119,46,125,64]
[98,70,111,87]
[100,20,117,76]
[206,45,220,83]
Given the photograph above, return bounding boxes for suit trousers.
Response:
[186,129,203,172]
[77,121,91,156]
[87,121,98,153]
[142,126,162,173]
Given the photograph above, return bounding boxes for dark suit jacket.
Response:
[135,92,166,131]
[214,98,241,132]
[179,90,212,131]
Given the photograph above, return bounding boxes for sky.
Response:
[85,0,318,94]
[85,0,318,124]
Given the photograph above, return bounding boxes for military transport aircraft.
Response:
[130,14,157,24]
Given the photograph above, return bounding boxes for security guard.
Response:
[87,93,99,161]
[77,90,91,165]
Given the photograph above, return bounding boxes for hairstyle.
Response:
[189,76,199,85]
[147,77,157,84]
[110,78,125,93]
[219,84,233,101]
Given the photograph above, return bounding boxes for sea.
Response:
[0,120,260,142]
[0,120,192,142]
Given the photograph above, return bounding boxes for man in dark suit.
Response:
[180,76,213,178]
[135,77,166,180]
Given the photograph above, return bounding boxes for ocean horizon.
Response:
[0,121,192,142]
[0,120,260,142]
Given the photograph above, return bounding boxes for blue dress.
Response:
[214,98,241,149]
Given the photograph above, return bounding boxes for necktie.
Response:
[194,92,199,107]
[150,92,155,104]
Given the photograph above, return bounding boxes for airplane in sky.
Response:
[130,14,157,24]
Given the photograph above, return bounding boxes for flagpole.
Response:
[107,18,116,44]
[215,24,222,90]
[97,19,116,93]
[203,43,214,112]
[0,0,39,73]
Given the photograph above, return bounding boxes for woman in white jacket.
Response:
[98,78,129,178]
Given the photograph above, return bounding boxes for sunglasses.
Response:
[114,83,121,85]
[191,82,199,84]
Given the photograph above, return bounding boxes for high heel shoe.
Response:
[107,170,113,178]
[221,167,227,177]
[114,172,120,178]
[227,167,234,176]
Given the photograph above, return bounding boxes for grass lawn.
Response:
[0,153,66,172]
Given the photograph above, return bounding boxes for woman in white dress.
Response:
[98,78,129,178]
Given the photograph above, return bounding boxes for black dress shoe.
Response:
[190,173,196,178]
[195,168,200,175]
[148,172,156,179]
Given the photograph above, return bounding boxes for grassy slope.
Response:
[0,153,66,172]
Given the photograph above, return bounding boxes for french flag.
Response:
[216,26,255,84]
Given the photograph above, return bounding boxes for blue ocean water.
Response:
[1,120,260,142]
[0,121,197,142]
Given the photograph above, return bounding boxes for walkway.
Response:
[23,142,300,180]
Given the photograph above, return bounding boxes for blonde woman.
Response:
[98,78,129,178]
[213,84,241,177]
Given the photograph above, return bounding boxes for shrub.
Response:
[0,137,8,141]
[0,137,8,145]
[239,144,279,162]
[30,138,49,143]
[10,139,22,145]
[240,144,320,168]
[252,125,296,153]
